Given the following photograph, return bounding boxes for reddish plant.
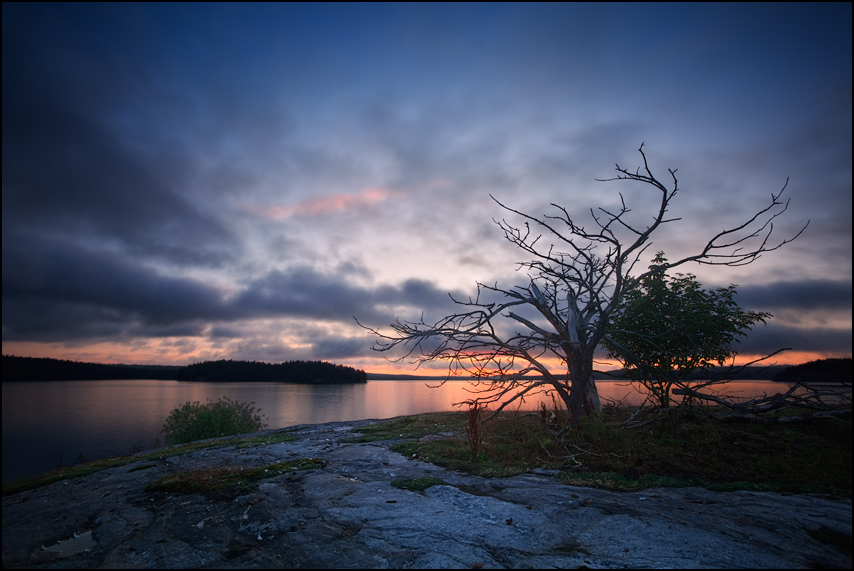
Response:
[464,404,483,462]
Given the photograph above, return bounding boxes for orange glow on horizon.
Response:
[354,350,841,377]
[0,341,201,366]
[2,342,848,374]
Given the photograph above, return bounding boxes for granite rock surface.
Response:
[2,419,851,568]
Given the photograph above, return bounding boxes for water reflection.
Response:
[1,379,804,482]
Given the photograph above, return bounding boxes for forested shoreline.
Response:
[176,359,367,383]
[771,358,851,383]
[1,355,179,381]
[2,355,367,384]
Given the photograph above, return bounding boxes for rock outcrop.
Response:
[2,419,851,568]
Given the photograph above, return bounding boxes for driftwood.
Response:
[671,377,851,423]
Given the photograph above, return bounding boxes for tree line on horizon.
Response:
[176,359,367,383]
[1,355,367,384]
[771,358,851,383]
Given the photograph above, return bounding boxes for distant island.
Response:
[177,359,366,384]
[771,358,851,383]
[2,355,367,384]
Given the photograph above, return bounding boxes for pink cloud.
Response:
[252,188,397,219]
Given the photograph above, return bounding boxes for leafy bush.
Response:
[162,396,268,444]
[605,252,771,408]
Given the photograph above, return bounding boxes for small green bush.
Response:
[162,396,268,444]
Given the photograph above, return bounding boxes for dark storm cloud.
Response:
[2,238,229,341]
[308,336,366,360]
[737,323,852,356]
[2,4,234,267]
[233,268,376,320]
[208,326,247,339]
[1,240,461,344]
[2,240,226,323]
[1,4,849,366]
[233,267,462,325]
[1,94,232,265]
[734,280,852,311]
[2,298,130,343]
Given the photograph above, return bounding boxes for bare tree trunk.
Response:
[583,374,601,414]
[566,350,600,419]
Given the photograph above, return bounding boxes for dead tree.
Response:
[358,144,808,421]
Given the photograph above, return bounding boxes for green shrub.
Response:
[162,396,268,444]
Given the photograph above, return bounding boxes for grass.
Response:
[6,404,850,498]
[352,405,852,496]
[390,476,449,492]
[144,458,326,501]
[1,431,297,497]
[345,412,468,442]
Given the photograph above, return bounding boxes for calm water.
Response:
[2,378,788,482]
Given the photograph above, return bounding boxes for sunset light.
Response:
[2,7,851,565]
[3,4,850,370]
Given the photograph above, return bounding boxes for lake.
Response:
[2,378,792,482]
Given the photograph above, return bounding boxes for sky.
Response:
[2,3,851,374]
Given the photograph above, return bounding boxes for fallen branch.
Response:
[670,380,851,423]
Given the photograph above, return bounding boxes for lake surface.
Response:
[2,378,790,482]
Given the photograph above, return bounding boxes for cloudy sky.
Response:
[2,3,851,373]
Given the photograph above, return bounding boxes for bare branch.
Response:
[358,144,808,422]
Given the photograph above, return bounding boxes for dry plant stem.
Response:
[621,407,666,429]
[464,404,483,462]
[618,397,653,428]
